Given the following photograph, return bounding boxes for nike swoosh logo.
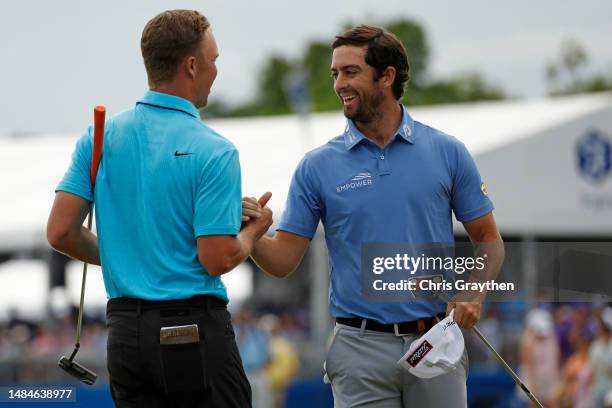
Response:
[174,151,192,156]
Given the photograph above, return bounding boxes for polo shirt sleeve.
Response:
[451,141,494,222]
[56,127,94,202]
[277,156,322,239]
[194,148,242,237]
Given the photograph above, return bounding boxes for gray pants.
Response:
[324,323,468,408]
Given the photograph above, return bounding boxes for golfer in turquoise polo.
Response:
[48,10,272,407]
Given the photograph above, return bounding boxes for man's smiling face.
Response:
[331,45,384,124]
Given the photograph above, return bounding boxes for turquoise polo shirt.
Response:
[56,91,242,302]
[278,106,494,323]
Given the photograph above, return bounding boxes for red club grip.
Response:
[90,106,106,187]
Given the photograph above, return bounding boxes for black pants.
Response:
[106,295,251,408]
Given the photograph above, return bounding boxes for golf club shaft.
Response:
[437,291,543,407]
[60,107,105,384]
[72,106,105,355]
[74,203,94,348]
[472,326,543,408]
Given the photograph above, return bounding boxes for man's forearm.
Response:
[465,238,505,301]
[50,227,101,266]
[205,224,265,276]
[228,227,259,270]
[251,235,300,278]
[472,239,504,279]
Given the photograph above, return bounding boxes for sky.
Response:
[1,0,611,136]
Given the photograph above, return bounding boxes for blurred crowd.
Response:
[0,314,107,383]
[517,304,612,408]
[0,306,307,408]
[1,303,611,408]
[234,308,306,408]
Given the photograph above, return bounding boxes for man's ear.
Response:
[381,66,397,90]
[185,55,197,80]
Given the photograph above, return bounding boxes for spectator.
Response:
[556,305,597,364]
[604,389,612,408]
[260,314,300,408]
[29,325,59,357]
[553,314,594,408]
[518,308,559,407]
[589,307,612,408]
[235,309,271,408]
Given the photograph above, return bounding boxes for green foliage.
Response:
[200,99,230,118]
[256,55,294,115]
[546,39,612,95]
[211,18,507,118]
[385,19,429,88]
[303,42,337,111]
[204,56,295,118]
[409,73,505,105]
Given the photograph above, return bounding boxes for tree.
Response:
[409,73,505,105]
[385,19,430,90]
[200,99,230,119]
[546,39,612,95]
[208,18,509,118]
[220,55,296,117]
[303,42,337,111]
[256,55,295,115]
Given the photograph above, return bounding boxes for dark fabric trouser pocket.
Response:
[160,341,206,393]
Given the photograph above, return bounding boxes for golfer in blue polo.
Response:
[244,25,504,407]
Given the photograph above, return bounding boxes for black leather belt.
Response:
[107,294,227,313]
[336,313,446,335]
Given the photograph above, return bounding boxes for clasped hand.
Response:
[241,192,273,238]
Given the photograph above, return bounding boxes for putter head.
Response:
[58,356,97,385]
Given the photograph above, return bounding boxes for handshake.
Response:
[236,191,309,279]
[240,192,274,240]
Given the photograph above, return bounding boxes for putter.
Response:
[58,106,105,385]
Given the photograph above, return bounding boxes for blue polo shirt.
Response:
[56,91,242,302]
[278,106,494,323]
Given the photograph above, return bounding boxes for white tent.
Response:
[1,92,611,252]
[0,259,48,320]
[0,259,253,320]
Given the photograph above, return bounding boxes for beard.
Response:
[343,89,384,124]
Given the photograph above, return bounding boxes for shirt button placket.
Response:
[378,151,391,175]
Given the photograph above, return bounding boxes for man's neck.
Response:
[355,101,403,149]
[150,82,197,106]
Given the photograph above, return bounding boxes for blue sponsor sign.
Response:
[577,129,612,182]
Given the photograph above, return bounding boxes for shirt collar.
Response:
[343,105,415,150]
[136,90,200,118]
